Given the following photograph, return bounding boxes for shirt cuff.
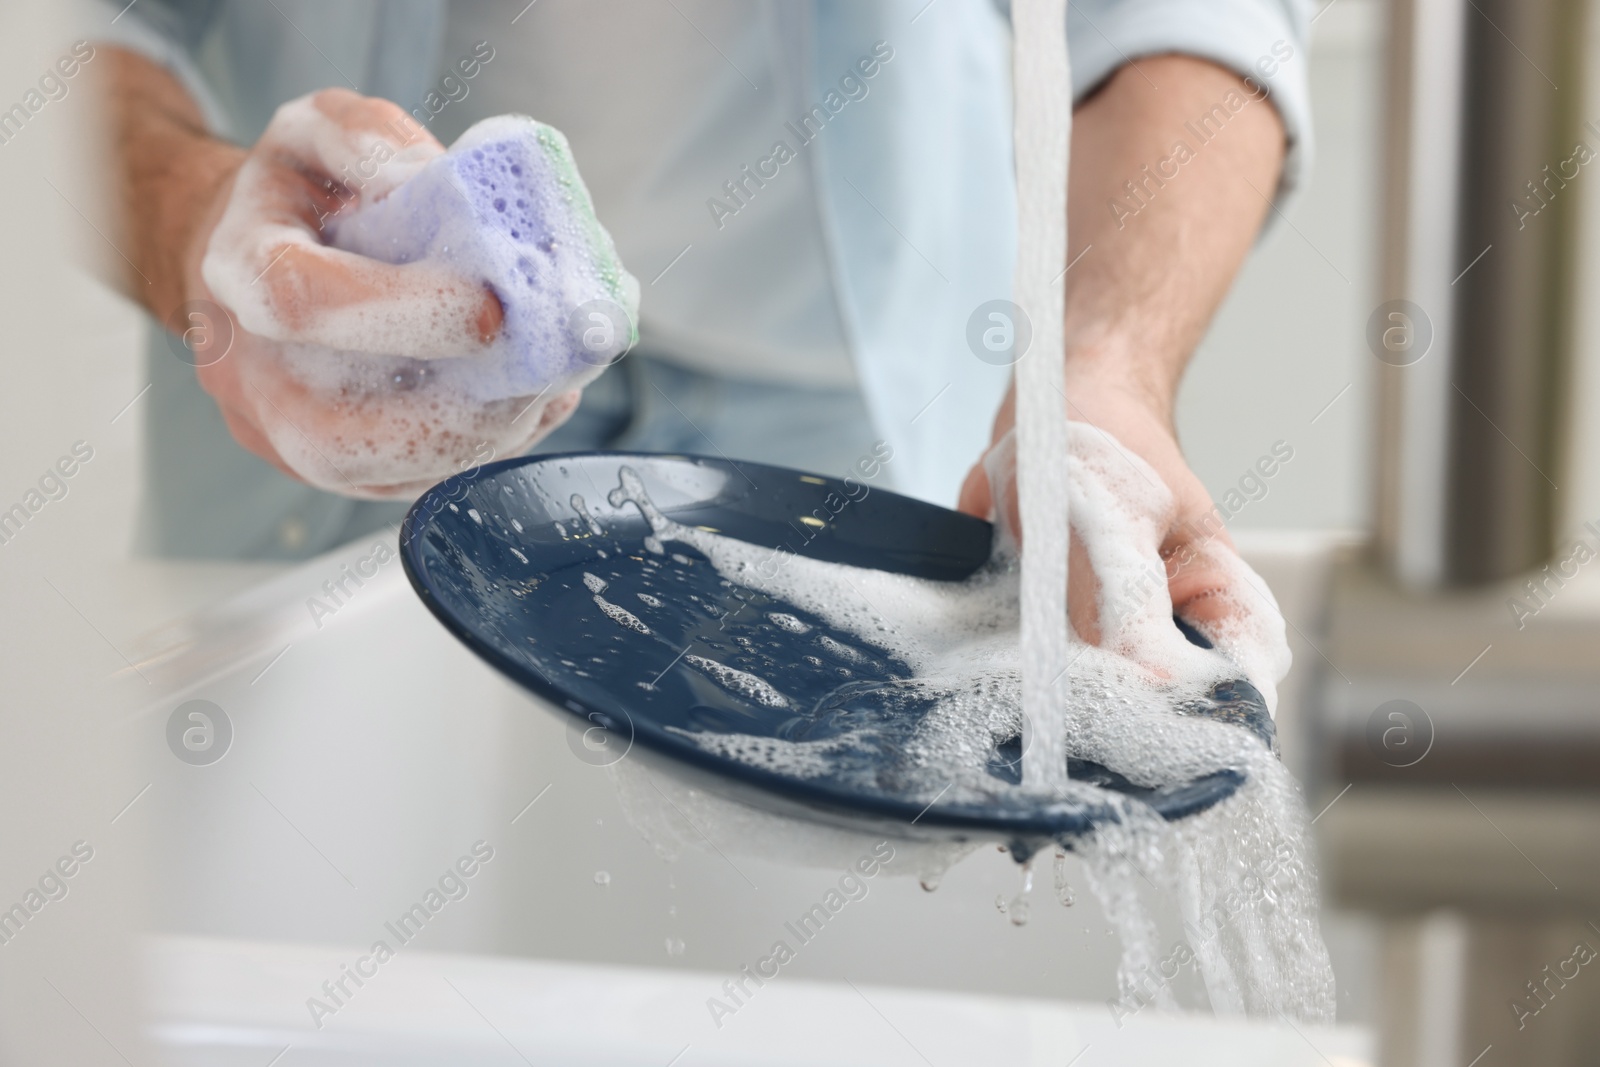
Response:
[1067,0,1314,213]
[75,0,232,137]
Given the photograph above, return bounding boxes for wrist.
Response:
[139,121,244,322]
[105,48,245,321]
[1062,338,1178,428]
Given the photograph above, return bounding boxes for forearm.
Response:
[1059,54,1286,423]
[96,46,244,319]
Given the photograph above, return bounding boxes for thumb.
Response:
[202,90,503,358]
[956,462,992,520]
[1165,531,1292,714]
[958,431,1020,544]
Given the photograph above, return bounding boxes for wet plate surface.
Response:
[400,453,1271,848]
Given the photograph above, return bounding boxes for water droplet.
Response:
[1053,851,1076,907]
[1001,862,1035,925]
[665,937,686,957]
[594,871,611,886]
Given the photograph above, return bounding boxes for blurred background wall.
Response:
[1181,0,1378,537]
[0,1,151,1063]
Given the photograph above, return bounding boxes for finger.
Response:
[1164,524,1237,630]
[974,428,1102,648]
[347,391,583,500]
[201,93,502,356]
[191,338,299,475]
[262,90,443,201]
[956,462,992,520]
[504,389,583,457]
[1067,532,1102,645]
[969,432,1104,640]
[214,237,505,352]
[532,390,583,437]
[980,431,1021,546]
[213,399,299,480]
[1165,534,1292,714]
[1064,421,1214,682]
[232,92,442,237]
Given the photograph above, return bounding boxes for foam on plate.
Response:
[596,453,1333,1022]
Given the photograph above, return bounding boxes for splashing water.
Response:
[1010,0,1330,1022]
[597,448,1333,1022]
[562,0,1335,1017]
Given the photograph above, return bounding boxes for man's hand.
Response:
[100,48,578,497]
[960,368,1236,641]
[958,55,1292,698]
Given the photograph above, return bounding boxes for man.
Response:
[91,0,1309,649]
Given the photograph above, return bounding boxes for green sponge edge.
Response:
[530,119,642,347]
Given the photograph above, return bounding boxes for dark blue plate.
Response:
[399,452,1273,857]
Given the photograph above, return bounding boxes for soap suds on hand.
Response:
[204,112,639,496]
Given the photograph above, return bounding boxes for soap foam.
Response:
[685,655,791,709]
[594,594,650,635]
[205,112,639,496]
[598,456,1332,1021]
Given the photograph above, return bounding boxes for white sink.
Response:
[145,935,1369,1066]
[118,531,1371,1064]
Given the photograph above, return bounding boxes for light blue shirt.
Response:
[92,0,1312,555]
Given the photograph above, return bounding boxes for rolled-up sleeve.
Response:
[75,0,231,134]
[1068,0,1314,206]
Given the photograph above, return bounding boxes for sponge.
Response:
[326,114,641,399]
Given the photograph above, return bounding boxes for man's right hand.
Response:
[102,49,581,497]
